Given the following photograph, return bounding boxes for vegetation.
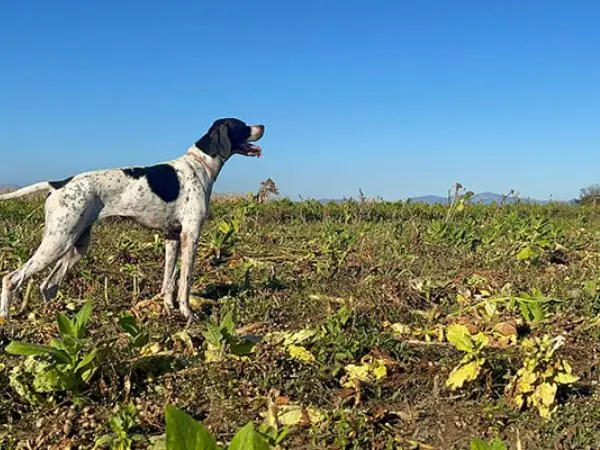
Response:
[579,184,600,206]
[1,189,600,449]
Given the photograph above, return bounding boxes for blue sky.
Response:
[1,1,599,201]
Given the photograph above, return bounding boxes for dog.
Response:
[0,118,265,321]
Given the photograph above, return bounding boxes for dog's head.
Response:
[195,118,264,160]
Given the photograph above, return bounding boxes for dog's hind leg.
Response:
[1,237,72,318]
[40,229,92,301]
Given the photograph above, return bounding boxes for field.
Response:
[1,193,600,449]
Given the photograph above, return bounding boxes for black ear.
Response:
[195,122,232,159]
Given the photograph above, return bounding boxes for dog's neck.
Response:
[185,146,224,182]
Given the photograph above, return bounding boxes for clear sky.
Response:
[1,1,599,201]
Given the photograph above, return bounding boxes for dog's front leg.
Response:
[162,238,180,314]
[176,230,199,321]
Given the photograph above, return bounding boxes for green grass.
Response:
[1,196,599,449]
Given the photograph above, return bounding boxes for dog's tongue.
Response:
[249,144,262,157]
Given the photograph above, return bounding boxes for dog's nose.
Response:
[249,125,265,141]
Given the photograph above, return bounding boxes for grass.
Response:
[0,194,599,449]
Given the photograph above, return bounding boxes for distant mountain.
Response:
[317,198,345,204]
[408,195,448,205]
[314,193,561,205]
[409,192,551,205]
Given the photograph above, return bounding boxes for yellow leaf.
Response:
[516,369,536,394]
[204,344,223,362]
[287,345,315,363]
[537,404,552,418]
[343,358,389,387]
[344,363,371,384]
[446,324,474,352]
[373,363,387,381]
[513,394,524,409]
[306,406,326,424]
[555,372,579,385]
[276,405,326,426]
[532,382,557,418]
[283,329,316,346]
[278,406,304,426]
[189,296,207,308]
[389,323,411,336]
[472,332,489,347]
[140,342,160,356]
[436,325,445,342]
[446,360,482,390]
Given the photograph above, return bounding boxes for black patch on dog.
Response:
[195,118,251,159]
[49,176,74,190]
[121,164,180,202]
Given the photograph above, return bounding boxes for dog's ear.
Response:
[195,122,232,159]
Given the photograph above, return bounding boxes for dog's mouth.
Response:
[237,142,262,157]
[237,124,264,157]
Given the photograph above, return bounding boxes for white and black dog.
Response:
[0,118,265,321]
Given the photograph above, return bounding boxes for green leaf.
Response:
[75,302,93,337]
[120,314,149,348]
[202,324,224,348]
[33,366,67,393]
[57,313,76,340]
[490,438,508,450]
[228,422,270,450]
[75,348,98,373]
[9,366,47,405]
[119,314,141,336]
[221,310,235,335]
[53,335,79,359]
[517,300,533,322]
[165,405,218,450]
[517,246,535,261]
[446,324,474,353]
[470,438,506,450]
[92,435,112,449]
[230,339,257,356]
[5,341,71,364]
[583,280,597,297]
[6,341,54,356]
[470,439,490,450]
[529,302,545,322]
[517,298,545,323]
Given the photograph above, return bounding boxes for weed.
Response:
[469,437,507,450]
[94,402,143,450]
[6,302,99,403]
[202,310,258,361]
[445,323,489,390]
[505,334,579,418]
[164,405,270,449]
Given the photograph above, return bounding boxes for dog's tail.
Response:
[0,182,52,200]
